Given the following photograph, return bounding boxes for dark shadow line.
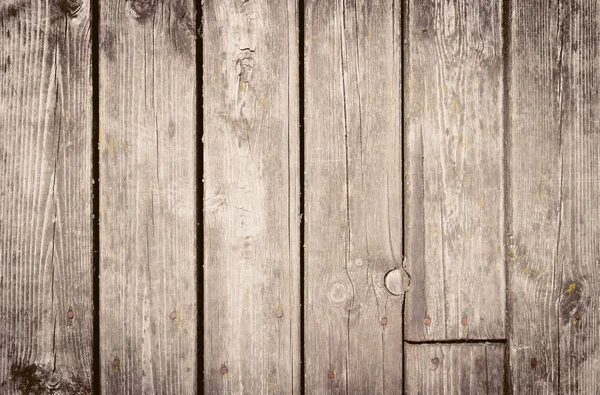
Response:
[298,0,306,393]
[502,0,513,394]
[91,0,101,394]
[404,339,507,345]
[195,0,204,393]
[401,0,408,394]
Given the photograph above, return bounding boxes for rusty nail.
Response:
[530,357,537,368]
[169,310,177,320]
[113,358,120,369]
[220,365,228,375]
[424,316,431,326]
[431,357,440,365]
[276,308,284,319]
[461,317,469,326]
[573,311,582,323]
[327,370,335,380]
[380,317,388,326]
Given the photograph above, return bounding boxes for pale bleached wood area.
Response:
[0,0,599,394]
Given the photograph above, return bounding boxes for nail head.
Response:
[327,370,335,379]
[380,317,388,326]
[424,316,431,325]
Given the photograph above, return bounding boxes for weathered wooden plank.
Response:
[508,1,600,393]
[405,343,504,394]
[99,1,196,393]
[304,0,404,392]
[0,1,93,393]
[404,0,505,341]
[203,1,300,393]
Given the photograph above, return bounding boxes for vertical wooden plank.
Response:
[304,0,404,392]
[99,1,196,393]
[203,1,300,393]
[404,0,505,341]
[405,343,505,394]
[0,0,92,393]
[509,0,600,393]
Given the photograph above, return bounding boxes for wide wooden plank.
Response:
[203,1,300,393]
[508,0,600,393]
[405,343,504,394]
[304,0,404,392]
[404,0,505,341]
[99,1,196,393]
[0,1,93,393]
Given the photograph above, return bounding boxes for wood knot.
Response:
[384,268,410,296]
[129,0,155,22]
[57,0,83,17]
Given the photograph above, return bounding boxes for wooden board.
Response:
[405,343,504,394]
[202,0,300,393]
[304,0,404,392]
[0,0,93,393]
[508,0,600,393]
[404,0,505,341]
[99,1,197,393]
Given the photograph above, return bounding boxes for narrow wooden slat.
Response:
[203,1,300,393]
[509,1,600,393]
[404,0,505,341]
[304,0,404,392]
[99,1,196,393]
[405,343,504,394]
[0,1,92,393]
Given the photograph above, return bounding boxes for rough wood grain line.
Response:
[0,1,92,393]
[404,0,505,341]
[304,0,404,393]
[203,0,300,393]
[99,1,196,394]
[509,1,600,393]
[405,343,504,394]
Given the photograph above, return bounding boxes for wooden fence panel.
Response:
[404,0,506,341]
[509,0,600,393]
[203,0,300,393]
[304,0,405,392]
[0,1,93,393]
[405,343,504,394]
[99,1,197,393]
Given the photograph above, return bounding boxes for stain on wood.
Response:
[508,0,600,393]
[203,0,300,393]
[0,1,93,394]
[99,1,197,394]
[404,0,506,341]
[405,343,504,394]
[304,0,404,392]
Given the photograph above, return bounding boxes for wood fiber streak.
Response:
[404,0,505,341]
[99,1,197,394]
[304,0,404,393]
[405,343,504,394]
[0,1,93,393]
[509,0,600,393]
[203,0,300,393]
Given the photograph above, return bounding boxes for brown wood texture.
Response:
[99,1,197,393]
[508,0,600,393]
[405,343,505,394]
[0,1,93,393]
[304,0,405,393]
[404,0,506,341]
[202,0,300,393]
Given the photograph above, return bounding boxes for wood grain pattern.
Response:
[404,0,505,341]
[405,343,504,394]
[304,0,404,392]
[508,0,600,393]
[99,1,197,393]
[203,0,300,393]
[0,1,93,393]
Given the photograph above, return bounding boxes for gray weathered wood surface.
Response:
[304,0,404,392]
[405,343,505,394]
[404,0,506,341]
[203,0,300,393]
[99,1,197,393]
[508,0,600,393]
[0,0,93,393]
